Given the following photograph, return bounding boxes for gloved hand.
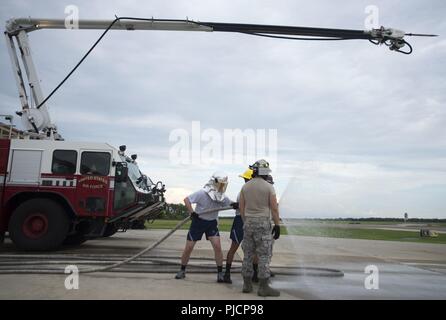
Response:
[190,211,199,220]
[231,202,239,209]
[272,225,280,240]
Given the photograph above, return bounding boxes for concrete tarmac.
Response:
[1,229,445,299]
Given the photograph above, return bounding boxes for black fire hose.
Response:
[0,206,344,278]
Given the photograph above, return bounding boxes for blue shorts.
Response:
[187,217,220,241]
[230,215,244,244]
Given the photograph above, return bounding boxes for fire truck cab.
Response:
[0,136,165,250]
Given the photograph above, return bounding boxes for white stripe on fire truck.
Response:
[109,180,114,189]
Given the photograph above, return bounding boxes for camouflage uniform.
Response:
[241,216,272,278]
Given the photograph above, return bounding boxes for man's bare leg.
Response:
[209,236,225,282]
[175,240,196,279]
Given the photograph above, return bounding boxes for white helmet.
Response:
[203,171,228,202]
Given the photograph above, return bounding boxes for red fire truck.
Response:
[1,18,177,250]
[1,17,430,250]
[0,137,165,250]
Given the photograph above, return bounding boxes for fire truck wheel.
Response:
[103,224,118,237]
[8,198,70,251]
[63,232,88,246]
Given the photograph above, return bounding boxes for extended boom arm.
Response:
[4,17,437,139]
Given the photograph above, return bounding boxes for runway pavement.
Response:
[1,229,445,299]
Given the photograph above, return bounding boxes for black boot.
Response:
[252,263,259,283]
[175,269,186,279]
[223,272,232,284]
[224,263,232,283]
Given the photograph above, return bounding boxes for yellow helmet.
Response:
[239,169,253,180]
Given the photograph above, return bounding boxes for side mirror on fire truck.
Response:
[115,162,128,183]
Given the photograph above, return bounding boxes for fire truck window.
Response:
[52,150,77,175]
[80,152,111,176]
[113,178,136,210]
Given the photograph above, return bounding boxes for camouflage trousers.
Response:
[241,217,272,279]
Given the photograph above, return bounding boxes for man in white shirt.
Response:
[175,172,237,282]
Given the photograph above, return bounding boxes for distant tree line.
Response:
[156,203,189,220]
[154,204,445,222]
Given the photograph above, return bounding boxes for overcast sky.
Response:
[1,0,445,218]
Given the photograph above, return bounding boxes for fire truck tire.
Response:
[103,224,118,237]
[63,232,88,246]
[8,198,70,251]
